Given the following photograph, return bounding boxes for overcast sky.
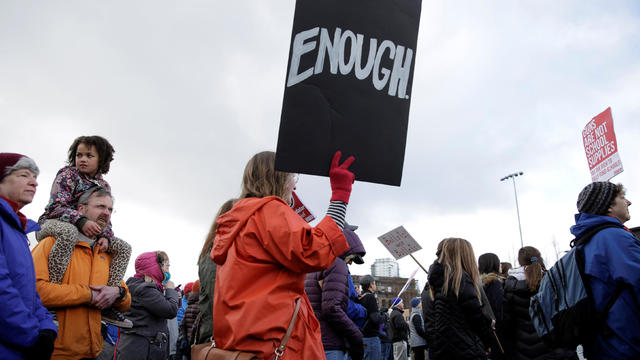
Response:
[2,1,639,288]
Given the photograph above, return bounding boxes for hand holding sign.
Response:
[329,151,355,203]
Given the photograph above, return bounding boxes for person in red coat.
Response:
[211,151,355,359]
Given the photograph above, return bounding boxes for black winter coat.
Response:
[390,307,409,342]
[123,277,180,338]
[481,273,503,324]
[422,261,494,360]
[502,275,577,360]
[360,290,383,338]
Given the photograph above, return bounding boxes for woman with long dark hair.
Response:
[478,253,504,359]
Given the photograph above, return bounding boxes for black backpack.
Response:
[529,222,627,348]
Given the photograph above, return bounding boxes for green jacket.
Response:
[197,255,216,343]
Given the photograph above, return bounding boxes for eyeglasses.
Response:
[91,203,114,214]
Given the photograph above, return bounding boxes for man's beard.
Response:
[96,216,109,229]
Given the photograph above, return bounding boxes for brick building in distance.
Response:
[352,257,420,310]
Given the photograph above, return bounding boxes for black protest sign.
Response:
[275,0,422,186]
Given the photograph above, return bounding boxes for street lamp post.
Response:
[501,171,524,249]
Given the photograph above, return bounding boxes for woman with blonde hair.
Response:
[502,247,577,360]
[211,151,355,359]
[422,238,494,359]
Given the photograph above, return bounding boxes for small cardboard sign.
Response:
[582,107,623,182]
[275,0,422,186]
[377,225,422,260]
[291,191,316,223]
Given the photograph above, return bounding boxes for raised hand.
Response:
[329,151,355,204]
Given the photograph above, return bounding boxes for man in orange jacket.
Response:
[32,187,131,359]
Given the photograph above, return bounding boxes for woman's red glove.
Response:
[329,151,355,203]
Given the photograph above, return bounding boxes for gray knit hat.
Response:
[577,182,617,215]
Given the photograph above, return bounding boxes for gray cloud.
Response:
[2,1,639,284]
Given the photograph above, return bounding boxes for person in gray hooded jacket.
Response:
[117,251,179,360]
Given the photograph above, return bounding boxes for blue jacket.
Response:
[347,273,367,327]
[570,213,640,359]
[0,199,57,359]
[177,295,188,324]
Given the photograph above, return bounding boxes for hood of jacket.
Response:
[427,261,445,290]
[126,276,158,297]
[340,228,365,260]
[187,291,200,305]
[570,212,623,238]
[211,196,286,265]
[0,198,40,234]
[134,252,163,287]
[507,266,526,281]
[480,272,502,286]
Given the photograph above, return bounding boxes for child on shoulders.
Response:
[38,135,132,328]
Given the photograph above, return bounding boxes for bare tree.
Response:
[551,235,560,263]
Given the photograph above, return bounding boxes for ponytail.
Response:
[518,247,545,291]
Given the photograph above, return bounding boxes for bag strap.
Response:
[357,292,372,331]
[274,298,301,359]
[571,221,629,335]
[191,312,203,346]
[570,222,622,248]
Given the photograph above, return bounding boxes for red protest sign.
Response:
[582,107,623,182]
[291,191,316,223]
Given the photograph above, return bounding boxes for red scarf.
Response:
[0,195,28,230]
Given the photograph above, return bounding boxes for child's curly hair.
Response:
[67,136,115,175]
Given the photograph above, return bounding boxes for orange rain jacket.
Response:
[211,196,350,359]
[32,236,131,359]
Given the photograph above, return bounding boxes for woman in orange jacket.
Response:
[211,150,356,359]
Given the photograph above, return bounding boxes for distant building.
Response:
[371,258,399,278]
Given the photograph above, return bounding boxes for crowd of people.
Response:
[1,135,639,360]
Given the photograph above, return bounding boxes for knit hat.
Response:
[184,282,194,295]
[577,182,617,215]
[391,297,403,307]
[410,297,421,308]
[192,280,200,293]
[0,153,35,182]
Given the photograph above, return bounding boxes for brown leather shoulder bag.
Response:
[192,298,301,360]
